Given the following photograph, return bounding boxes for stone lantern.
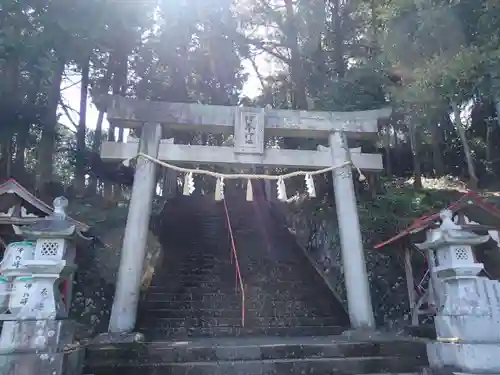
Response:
[417,209,500,373]
[0,197,83,375]
[12,196,77,320]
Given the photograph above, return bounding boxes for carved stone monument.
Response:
[417,210,500,373]
[0,197,83,375]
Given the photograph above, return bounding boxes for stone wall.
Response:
[278,197,411,328]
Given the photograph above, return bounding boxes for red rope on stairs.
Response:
[222,198,246,327]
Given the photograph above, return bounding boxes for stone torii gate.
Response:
[99,95,391,335]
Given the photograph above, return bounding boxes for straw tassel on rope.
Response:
[122,158,131,167]
[305,173,316,197]
[215,176,225,201]
[354,165,366,182]
[183,172,195,196]
[277,177,287,201]
[246,180,253,201]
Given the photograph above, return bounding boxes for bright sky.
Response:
[58,57,270,133]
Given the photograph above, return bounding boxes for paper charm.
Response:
[305,174,316,197]
[246,179,253,201]
[183,172,195,196]
[215,176,225,201]
[277,177,287,201]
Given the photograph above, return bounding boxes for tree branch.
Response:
[61,79,82,91]
[257,0,285,29]
[241,35,291,64]
[248,54,266,90]
[59,100,79,130]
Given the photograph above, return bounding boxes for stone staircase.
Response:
[136,193,349,339]
[84,191,429,374]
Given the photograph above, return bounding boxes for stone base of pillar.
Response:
[0,320,84,375]
[427,342,500,374]
[93,331,144,345]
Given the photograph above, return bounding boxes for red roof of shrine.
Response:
[0,178,89,232]
[374,191,500,250]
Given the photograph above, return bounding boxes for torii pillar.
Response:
[108,122,162,334]
[330,131,375,329]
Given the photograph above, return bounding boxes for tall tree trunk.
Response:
[106,50,128,200]
[14,72,43,183]
[495,98,500,130]
[75,57,90,193]
[407,115,422,188]
[451,102,478,188]
[14,125,29,180]
[108,50,128,142]
[0,55,20,180]
[36,58,65,191]
[284,0,308,109]
[384,125,392,176]
[330,0,346,78]
[369,0,378,59]
[88,60,113,194]
[88,111,105,194]
[429,120,445,177]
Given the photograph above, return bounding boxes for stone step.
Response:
[140,308,334,320]
[139,316,341,329]
[143,294,338,310]
[87,357,424,375]
[141,306,337,320]
[144,291,338,305]
[147,280,324,291]
[86,337,427,375]
[138,325,346,339]
[142,301,335,314]
[87,338,426,363]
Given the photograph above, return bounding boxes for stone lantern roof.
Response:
[0,179,89,231]
[414,209,491,250]
[0,179,91,247]
[12,197,77,239]
[374,191,500,250]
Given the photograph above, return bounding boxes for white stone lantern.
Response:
[12,197,77,320]
[416,210,490,340]
[418,209,500,373]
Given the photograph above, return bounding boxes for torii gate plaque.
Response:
[99,95,390,335]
